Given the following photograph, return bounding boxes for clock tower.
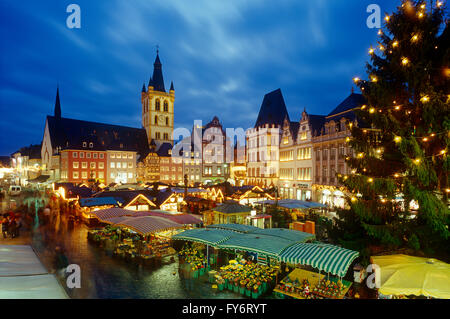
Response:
[141,51,175,148]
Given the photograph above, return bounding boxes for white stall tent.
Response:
[0,245,68,299]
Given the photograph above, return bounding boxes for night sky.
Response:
[0,0,398,155]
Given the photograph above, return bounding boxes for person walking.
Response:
[1,215,8,239]
[9,216,16,239]
[14,214,22,238]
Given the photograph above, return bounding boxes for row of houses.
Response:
[6,52,366,210]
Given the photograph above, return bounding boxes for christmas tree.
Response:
[332,0,449,260]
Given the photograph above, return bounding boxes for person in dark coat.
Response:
[1,215,9,239]
[9,217,17,239]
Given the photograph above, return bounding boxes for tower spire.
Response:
[54,85,61,119]
[151,49,166,92]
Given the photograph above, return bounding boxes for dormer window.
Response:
[163,101,168,112]
[89,142,93,148]
[83,142,87,148]
[155,99,160,111]
[120,143,123,149]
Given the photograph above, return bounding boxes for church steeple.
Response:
[54,86,61,119]
[151,50,166,92]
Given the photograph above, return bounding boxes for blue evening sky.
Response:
[0,0,398,154]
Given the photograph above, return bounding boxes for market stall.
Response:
[370,254,450,299]
[87,216,183,266]
[273,268,352,299]
[214,259,280,298]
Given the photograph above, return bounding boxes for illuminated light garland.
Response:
[401,57,410,65]
[420,96,429,103]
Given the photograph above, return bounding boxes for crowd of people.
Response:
[1,212,22,239]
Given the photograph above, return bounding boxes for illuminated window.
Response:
[300,132,307,140]
[82,171,87,179]
[73,171,79,179]
[93,153,98,159]
[83,142,87,147]
[73,162,79,169]
[128,153,133,159]
[116,153,121,159]
[155,99,160,111]
[79,152,84,158]
[110,162,115,168]
[110,153,115,158]
[117,162,121,168]
[72,152,78,158]
[82,162,87,169]
[86,152,91,159]
[90,162,96,169]
[98,171,104,179]
[99,162,104,169]
[164,101,168,112]
[128,172,133,178]
[128,162,133,168]
[89,142,93,148]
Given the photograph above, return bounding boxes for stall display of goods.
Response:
[273,268,352,300]
[178,247,208,277]
[216,259,280,299]
[88,226,176,265]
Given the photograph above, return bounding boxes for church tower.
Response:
[141,51,175,148]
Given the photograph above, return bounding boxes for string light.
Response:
[369,107,376,113]
[437,1,443,8]
[414,158,421,165]
[420,96,429,103]
[357,152,364,158]
[361,105,367,110]
[371,76,378,82]
[422,137,429,142]
[385,15,390,22]
[378,29,383,35]
[440,149,447,155]
[353,77,360,83]
[368,178,374,183]
[402,57,410,65]
[379,45,385,51]
[369,47,375,55]
[351,197,357,202]
[381,198,387,204]
[394,173,400,178]
[411,34,419,42]
[418,12,424,18]
[394,136,402,143]
[392,41,399,48]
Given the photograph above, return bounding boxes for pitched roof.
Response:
[289,121,300,138]
[12,144,42,159]
[151,53,166,92]
[308,114,327,136]
[46,116,149,159]
[327,93,366,119]
[156,142,173,157]
[93,189,157,207]
[254,89,290,128]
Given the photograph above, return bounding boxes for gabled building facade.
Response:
[311,92,366,207]
[245,89,289,187]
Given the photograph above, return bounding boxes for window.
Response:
[83,142,87,147]
[110,162,115,168]
[110,172,115,178]
[280,168,294,180]
[297,168,311,181]
[155,99,160,111]
[128,154,133,159]
[163,133,168,140]
[163,101,168,112]
[217,167,222,175]
[90,162,96,169]
[73,172,79,179]
[91,172,96,179]
[98,172,104,179]
[117,162,121,168]
[73,162,79,169]
[122,162,126,168]
[110,153,115,158]
[79,152,84,158]
[86,152,91,159]
[156,132,161,139]
[280,150,294,162]
[99,153,104,159]
[300,132,307,140]
[116,153,121,159]
[99,162,104,169]
[89,142,93,148]
[93,153,98,159]
[72,152,78,158]
[155,115,158,124]
[128,173,133,178]
[82,171,88,179]
[128,162,133,168]
[82,162,87,169]
[165,117,169,126]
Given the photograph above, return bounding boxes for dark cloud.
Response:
[0,0,397,154]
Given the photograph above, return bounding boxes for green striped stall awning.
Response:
[278,243,359,277]
[172,228,236,246]
[207,224,260,233]
[250,228,315,243]
[217,233,296,258]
